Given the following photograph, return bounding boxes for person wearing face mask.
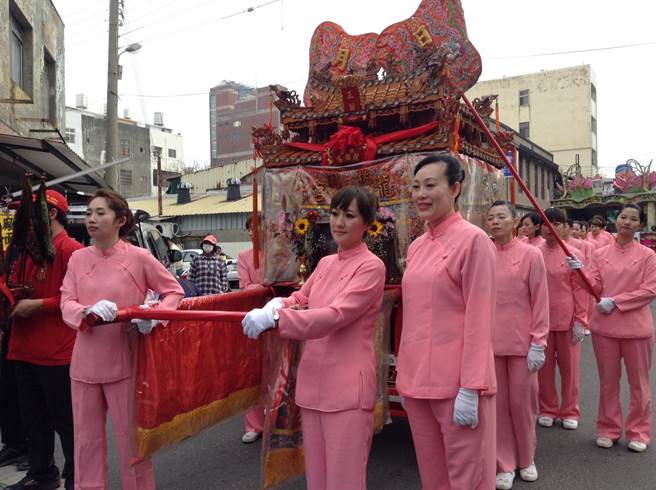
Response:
[517,213,545,247]
[239,215,266,444]
[536,208,588,431]
[241,186,385,490]
[60,189,184,490]
[397,153,497,490]
[486,201,549,490]
[573,204,656,453]
[188,235,229,296]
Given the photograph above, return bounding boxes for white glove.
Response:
[131,304,158,335]
[242,308,275,339]
[88,300,118,322]
[263,297,284,316]
[572,322,586,344]
[453,388,478,429]
[597,297,616,314]
[565,254,583,270]
[527,344,545,372]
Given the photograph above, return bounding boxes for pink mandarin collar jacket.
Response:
[537,240,588,331]
[61,240,184,384]
[588,239,656,338]
[492,238,549,356]
[278,242,386,412]
[238,248,264,289]
[397,212,497,399]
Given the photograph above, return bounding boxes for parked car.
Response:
[225,256,239,290]
[181,249,202,269]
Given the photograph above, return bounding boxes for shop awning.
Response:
[0,133,109,196]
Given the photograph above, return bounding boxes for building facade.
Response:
[209,81,282,167]
[467,65,598,177]
[0,0,65,137]
[65,105,184,198]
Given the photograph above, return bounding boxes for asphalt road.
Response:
[36,336,654,489]
[107,338,653,490]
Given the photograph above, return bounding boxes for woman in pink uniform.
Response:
[242,185,385,490]
[60,189,184,490]
[518,212,545,247]
[585,204,656,452]
[587,215,612,249]
[536,208,588,431]
[239,215,267,443]
[397,153,497,490]
[486,201,549,490]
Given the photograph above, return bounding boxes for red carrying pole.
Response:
[82,307,248,328]
[461,95,600,302]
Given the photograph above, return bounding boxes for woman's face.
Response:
[616,208,642,237]
[411,162,460,226]
[85,197,125,243]
[486,205,515,241]
[589,223,603,236]
[571,223,582,239]
[329,198,369,250]
[542,220,565,245]
[519,217,539,238]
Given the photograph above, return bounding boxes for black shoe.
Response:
[5,475,61,490]
[0,446,24,468]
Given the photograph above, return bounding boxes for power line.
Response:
[129,0,280,47]
[119,0,215,38]
[487,40,656,60]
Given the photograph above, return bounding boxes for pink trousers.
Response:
[71,378,155,490]
[404,395,496,490]
[495,356,538,472]
[538,330,581,420]
[244,404,264,433]
[300,407,374,490]
[592,334,653,444]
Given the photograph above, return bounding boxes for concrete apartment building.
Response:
[209,81,282,167]
[66,102,185,199]
[0,0,64,137]
[467,65,598,176]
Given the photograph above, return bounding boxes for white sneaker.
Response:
[596,437,614,448]
[584,329,591,336]
[562,419,579,430]
[519,462,538,482]
[538,416,554,427]
[496,471,515,490]
[241,431,262,443]
[627,440,648,453]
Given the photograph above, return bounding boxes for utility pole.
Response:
[105,0,120,190]
[157,154,163,216]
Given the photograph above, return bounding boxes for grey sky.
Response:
[53,0,656,175]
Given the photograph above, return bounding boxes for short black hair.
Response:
[488,200,516,217]
[573,220,587,229]
[330,185,378,225]
[521,212,542,227]
[544,207,566,225]
[619,203,647,224]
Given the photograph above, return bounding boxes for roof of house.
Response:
[127,192,259,217]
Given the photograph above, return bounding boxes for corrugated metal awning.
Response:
[0,133,108,195]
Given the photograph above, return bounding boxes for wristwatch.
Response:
[272,309,280,328]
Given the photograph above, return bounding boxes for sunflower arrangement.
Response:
[365,207,396,260]
[287,209,321,257]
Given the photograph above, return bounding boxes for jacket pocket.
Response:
[359,370,377,410]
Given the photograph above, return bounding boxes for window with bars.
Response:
[168,148,176,158]
[65,128,75,144]
[120,139,130,157]
[119,169,133,186]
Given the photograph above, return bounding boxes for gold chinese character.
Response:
[413,25,433,48]
[334,47,351,71]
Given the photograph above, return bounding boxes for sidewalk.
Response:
[0,465,64,489]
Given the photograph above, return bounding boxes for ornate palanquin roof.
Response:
[253,0,513,169]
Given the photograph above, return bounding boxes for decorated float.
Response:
[553,158,656,249]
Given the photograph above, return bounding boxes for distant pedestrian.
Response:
[188,235,228,295]
[518,212,545,247]
[587,215,613,249]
